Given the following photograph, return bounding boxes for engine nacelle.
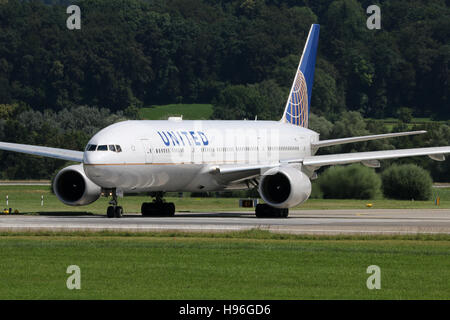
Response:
[53,164,101,206]
[258,166,311,208]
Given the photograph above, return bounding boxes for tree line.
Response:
[0,0,449,181]
[0,0,448,118]
[1,102,449,181]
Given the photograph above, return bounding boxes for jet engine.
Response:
[258,166,311,208]
[53,164,101,206]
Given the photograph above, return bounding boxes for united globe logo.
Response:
[286,70,308,127]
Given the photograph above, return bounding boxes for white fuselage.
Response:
[83,119,319,193]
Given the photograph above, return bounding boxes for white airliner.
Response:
[1,24,449,218]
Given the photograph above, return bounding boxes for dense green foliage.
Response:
[317,164,381,199]
[139,103,213,120]
[211,80,286,120]
[381,164,433,200]
[0,0,448,118]
[0,0,449,181]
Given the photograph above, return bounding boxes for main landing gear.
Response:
[255,203,289,218]
[141,192,175,217]
[106,189,123,218]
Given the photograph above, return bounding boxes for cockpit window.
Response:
[86,144,122,152]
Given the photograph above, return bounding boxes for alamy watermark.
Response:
[366,5,381,30]
[66,265,81,290]
[366,265,381,290]
[66,5,81,30]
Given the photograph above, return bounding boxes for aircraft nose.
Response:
[83,151,94,164]
[83,151,108,164]
[83,147,114,165]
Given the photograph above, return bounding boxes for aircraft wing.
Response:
[0,141,84,162]
[312,131,426,149]
[213,146,450,178]
[300,146,450,168]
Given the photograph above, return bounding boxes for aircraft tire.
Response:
[142,202,175,217]
[114,206,123,218]
[164,203,175,217]
[141,202,147,216]
[141,202,152,216]
[107,206,115,218]
[255,204,288,218]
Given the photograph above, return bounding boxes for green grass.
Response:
[139,104,213,120]
[1,184,449,299]
[1,185,449,215]
[0,231,448,299]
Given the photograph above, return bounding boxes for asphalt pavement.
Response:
[1,209,449,235]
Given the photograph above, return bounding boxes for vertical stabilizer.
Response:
[281,24,320,127]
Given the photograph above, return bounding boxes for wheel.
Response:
[141,202,150,216]
[107,206,115,218]
[255,204,270,218]
[164,203,175,217]
[114,206,123,218]
[142,202,175,217]
[142,202,159,216]
[255,204,288,218]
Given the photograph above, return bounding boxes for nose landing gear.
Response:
[106,188,123,218]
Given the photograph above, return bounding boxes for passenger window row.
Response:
[86,144,122,152]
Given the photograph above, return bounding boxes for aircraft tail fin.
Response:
[281,24,320,128]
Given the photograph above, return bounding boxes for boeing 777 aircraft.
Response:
[1,24,449,218]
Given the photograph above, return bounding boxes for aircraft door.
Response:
[140,139,153,163]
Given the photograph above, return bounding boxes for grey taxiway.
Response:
[1,209,450,235]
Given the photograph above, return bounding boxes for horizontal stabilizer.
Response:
[0,142,83,162]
